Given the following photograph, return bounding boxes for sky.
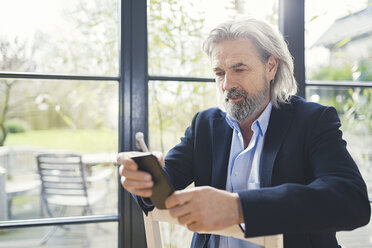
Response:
[0,0,369,71]
[0,0,367,42]
[0,0,63,38]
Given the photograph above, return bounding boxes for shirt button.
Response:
[234,171,238,175]
[238,133,241,137]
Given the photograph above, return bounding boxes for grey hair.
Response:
[203,17,297,108]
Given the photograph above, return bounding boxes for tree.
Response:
[148,0,215,154]
[0,0,119,141]
[40,0,119,130]
[0,37,37,146]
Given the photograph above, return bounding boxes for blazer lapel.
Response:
[211,114,233,190]
[260,105,294,187]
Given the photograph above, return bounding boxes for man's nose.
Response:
[222,73,237,91]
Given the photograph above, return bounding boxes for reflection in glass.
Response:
[308,86,372,248]
[306,86,372,189]
[0,0,118,75]
[305,0,372,81]
[147,0,278,78]
[0,222,117,248]
[0,79,118,220]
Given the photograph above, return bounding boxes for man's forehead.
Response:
[212,60,247,70]
[210,39,259,67]
[211,55,249,69]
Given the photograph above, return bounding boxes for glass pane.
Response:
[305,0,372,82]
[307,86,372,247]
[0,222,117,247]
[306,86,372,192]
[148,80,217,247]
[0,79,118,220]
[148,0,278,78]
[0,0,118,75]
[148,81,216,153]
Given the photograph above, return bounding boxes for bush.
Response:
[5,120,27,133]
[309,64,353,81]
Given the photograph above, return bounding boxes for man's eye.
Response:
[234,69,244,73]
[215,72,224,77]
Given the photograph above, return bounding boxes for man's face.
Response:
[211,39,277,122]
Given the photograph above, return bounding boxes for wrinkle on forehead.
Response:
[210,39,262,69]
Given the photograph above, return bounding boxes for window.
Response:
[147,0,278,246]
[0,0,120,247]
[148,0,279,152]
[0,0,118,75]
[305,0,372,247]
[1,1,370,247]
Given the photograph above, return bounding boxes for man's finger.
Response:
[122,158,138,171]
[117,151,142,165]
[117,152,131,164]
[133,189,152,197]
[122,177,153,189]
[118,158,138,175]
[165,190,193,209]
[187,221,202,232]
[130,188,153,198]
[176,212,198,226]
[120,177,153,197]
[169,201,193,219]
[122,168,152,181]
[152,151,165,167]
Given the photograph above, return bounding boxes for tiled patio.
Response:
[0,168,119,248]
[0,222,117,248]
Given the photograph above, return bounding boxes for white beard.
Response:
[222,80,269,122]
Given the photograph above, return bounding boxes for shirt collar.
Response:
[225,101,272,136]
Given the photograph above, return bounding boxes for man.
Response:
[118,17,370,248]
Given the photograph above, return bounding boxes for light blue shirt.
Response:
[209,102,272,248]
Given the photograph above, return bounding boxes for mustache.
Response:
[224,88,247,101]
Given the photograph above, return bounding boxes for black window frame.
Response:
[1,1,371,248]
[0,0,147,248]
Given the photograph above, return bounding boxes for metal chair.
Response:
[0,146,41,219]
[36,153,111,244]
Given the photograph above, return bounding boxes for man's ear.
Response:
[266,56,278,81]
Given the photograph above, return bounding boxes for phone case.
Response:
[131,153,174,209]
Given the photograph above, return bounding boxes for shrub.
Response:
[5,120,27,133]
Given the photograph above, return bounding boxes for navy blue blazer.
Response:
[138,96,370,248]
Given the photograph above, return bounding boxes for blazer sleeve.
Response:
[161,111,201,190]
[237,106,371,237]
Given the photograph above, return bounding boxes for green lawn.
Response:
[5,129,118,153]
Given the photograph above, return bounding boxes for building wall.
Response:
[330,35,372,67]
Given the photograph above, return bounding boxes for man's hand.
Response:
[118,152,154,197]
[165,186,244,232]
[117,151,165,197]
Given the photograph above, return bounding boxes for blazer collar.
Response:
[210,102,294,189]
[260,103,294,187]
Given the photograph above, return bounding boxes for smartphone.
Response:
[130,153,174,209]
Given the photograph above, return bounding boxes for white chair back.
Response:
[144,208,283,248]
